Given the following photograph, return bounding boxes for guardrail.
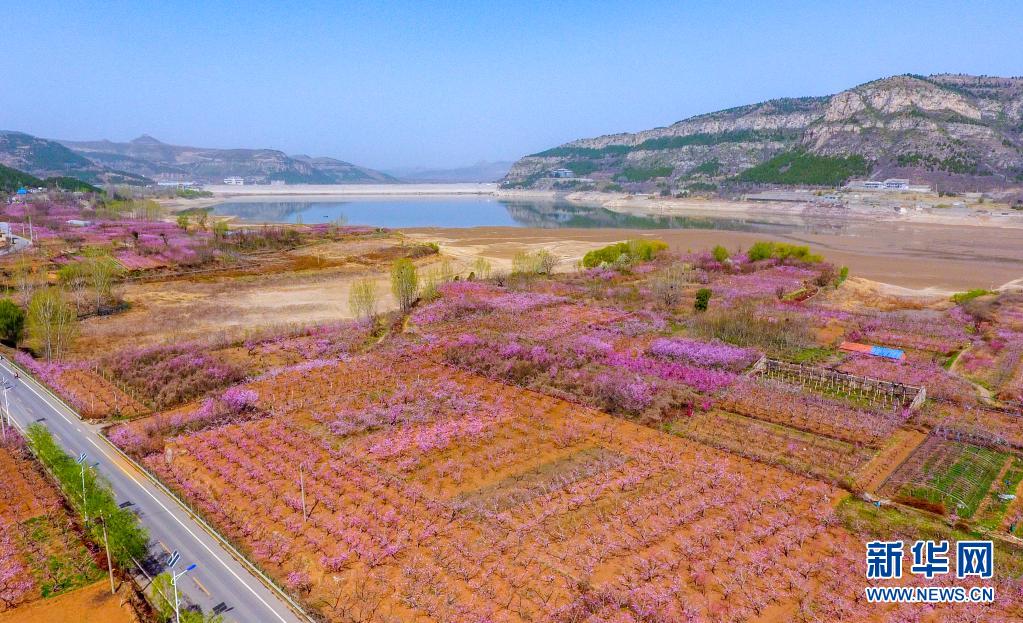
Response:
[2,356,316,623]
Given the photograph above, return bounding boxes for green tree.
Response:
[390,259,419,312]
[712,245,730,263]
[212,220,229,239]
[348,278,378,321]
[0,299,25,345]
[176,214,190,230]
[25,426,149,570]
[26,288,77,360]
[694,288,712,312]
[84,254,123,311]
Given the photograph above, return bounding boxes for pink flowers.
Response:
[412,282,568,324]
[649,337,759,370]
[103,344,246,409]
[604,352,737,393]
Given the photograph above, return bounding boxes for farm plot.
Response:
[0,434,102,614]
[881,434,1009,517]
[128,355,1018,622]
[670,409,875,485]
[718,377,908,448]
[134,353,847,621]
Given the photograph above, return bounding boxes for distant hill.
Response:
[385,161,513,183]
[504,74,1023,193]
[60,135,396,185]
[0,162,103,194]
[0,131,152,186]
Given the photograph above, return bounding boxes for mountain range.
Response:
[504,74,1023,193]
[0,131,395,186]
[384,161,514,183]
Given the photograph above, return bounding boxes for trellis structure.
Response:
[880,431,1009,517]
[747,357,926,411]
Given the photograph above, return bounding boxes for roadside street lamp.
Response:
[76,452,89,522]
[172,563,197,623]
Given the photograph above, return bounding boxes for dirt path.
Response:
[853,429,927,494]
[973,456,1014,522]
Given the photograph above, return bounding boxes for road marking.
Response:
[0,361,295,623]
[193,577,211,596]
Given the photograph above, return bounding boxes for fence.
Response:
[749,357,926,411]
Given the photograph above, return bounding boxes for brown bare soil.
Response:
[72,236,439,358]
[0,581,134,623]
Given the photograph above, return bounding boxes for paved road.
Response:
[0,359,306,623]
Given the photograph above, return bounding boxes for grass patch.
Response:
[900,444,1007,518]
[975,457,1023,532]
[838,496,1023,578]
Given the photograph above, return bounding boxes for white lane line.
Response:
[2,362,294,623]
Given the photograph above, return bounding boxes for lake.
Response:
[211,196,853,234]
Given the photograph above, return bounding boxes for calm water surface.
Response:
[212,196,857,234]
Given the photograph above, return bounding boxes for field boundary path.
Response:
[853,429,927,493]
[0,357,309,623]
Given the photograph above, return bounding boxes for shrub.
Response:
[0,299,25,345]
[711,245,730,263]
[582,240,667,268]
[694,288,712,312]
[651,263,691,308]
[746,241,821,263]
[838,266,849,284]
[390,259,419,311]
[689,302,813,355]
[512,249,559,275]
[951,289,993,304]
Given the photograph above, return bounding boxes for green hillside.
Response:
[0,163,43,192]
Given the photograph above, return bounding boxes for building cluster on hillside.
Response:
[223,176,245,185]
[846,179,931,193]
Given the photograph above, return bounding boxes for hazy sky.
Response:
[3,1,1022,169]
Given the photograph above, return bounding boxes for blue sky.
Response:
[3,1,1021,169]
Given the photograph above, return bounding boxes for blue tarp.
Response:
[16,188,27,195]
[869,345,905,360]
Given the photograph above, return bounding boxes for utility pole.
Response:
[300,464,307,522]
[101,516,115,595]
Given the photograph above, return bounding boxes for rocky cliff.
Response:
[505,74,1023,193]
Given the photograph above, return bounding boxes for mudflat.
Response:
[406,221,1023,292]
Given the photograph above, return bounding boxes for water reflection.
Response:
[211,197,854,235]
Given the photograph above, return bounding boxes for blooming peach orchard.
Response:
[49,241,1023,621]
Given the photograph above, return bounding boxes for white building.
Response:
[223,177,245,185]
[550,168,574,179]
[847,178,915,192]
